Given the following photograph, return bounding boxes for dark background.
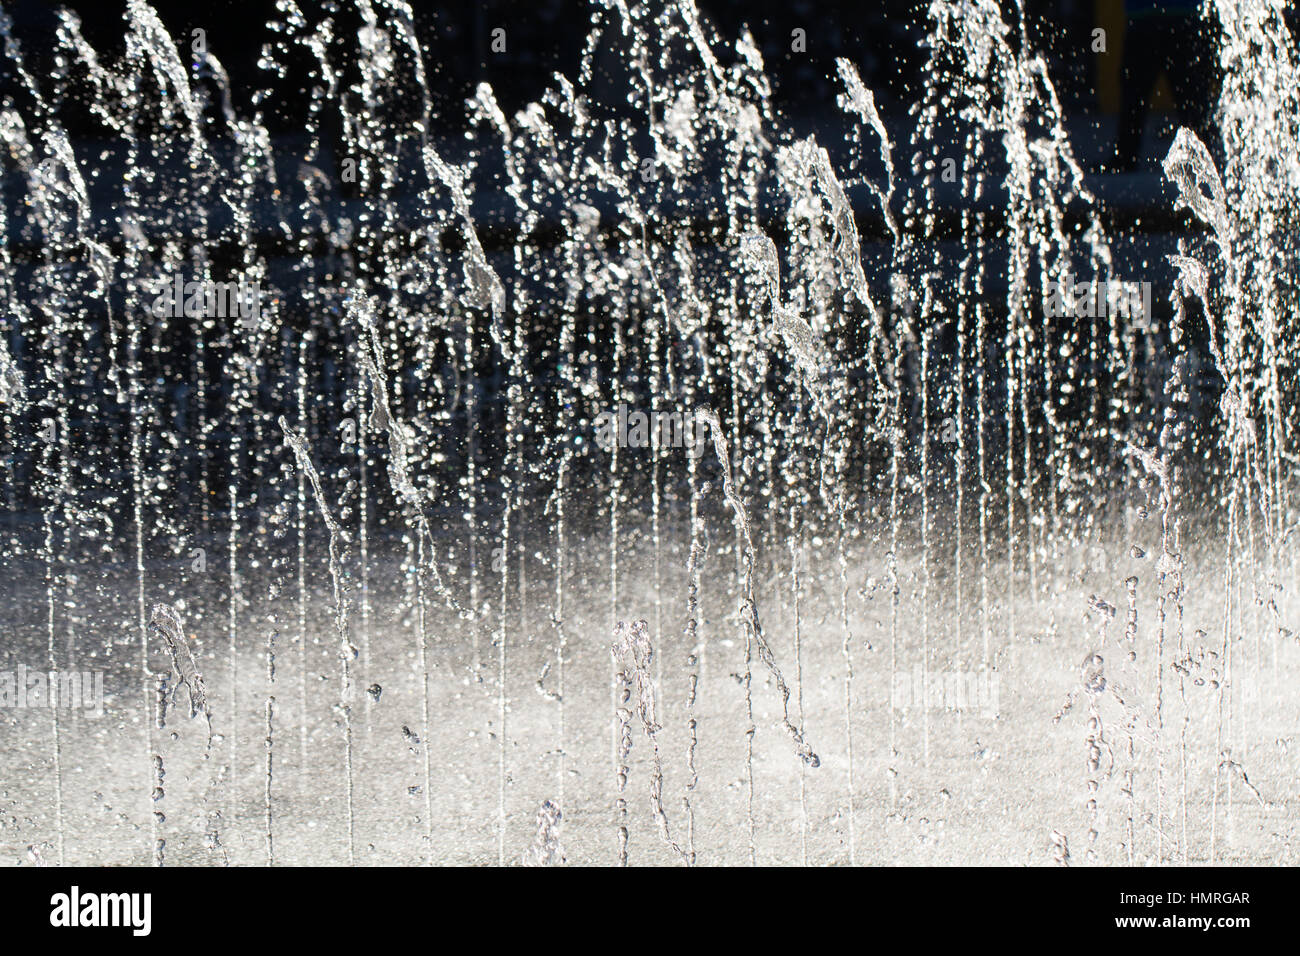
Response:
[0,1,1282,522]
[0,0,1128,131]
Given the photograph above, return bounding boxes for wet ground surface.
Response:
[3,520,1295,866]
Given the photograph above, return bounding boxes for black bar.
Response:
[0,866,1271,943]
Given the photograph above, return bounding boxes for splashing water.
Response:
[0,0,1297,866]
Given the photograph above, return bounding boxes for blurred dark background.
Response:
[0,0,1240,147]
[0,1,1291,532]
